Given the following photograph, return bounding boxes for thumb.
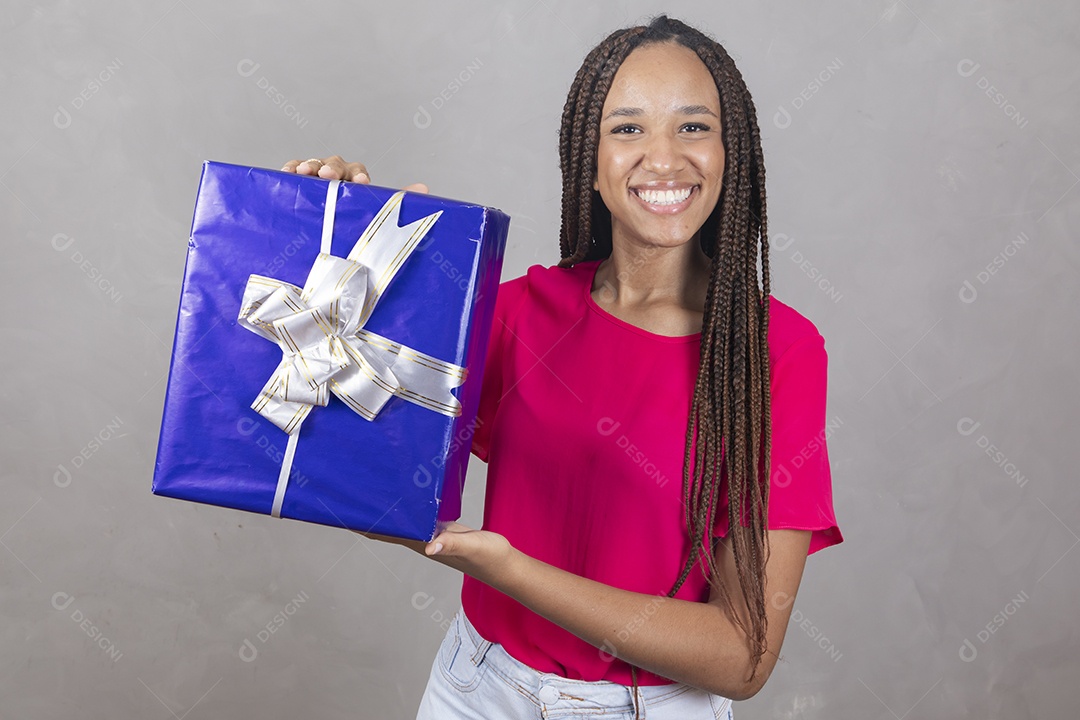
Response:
[426,527,465,556]
[403,182,429,194]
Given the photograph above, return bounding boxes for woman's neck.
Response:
[595,241,711,311]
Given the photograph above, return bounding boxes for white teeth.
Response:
[635,187,692,205]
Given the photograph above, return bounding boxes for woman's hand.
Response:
[280,155,428,194]
[353,521,516,587]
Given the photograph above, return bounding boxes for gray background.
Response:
[3,0,1077,717]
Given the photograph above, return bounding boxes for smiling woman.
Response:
[284,13,842,720]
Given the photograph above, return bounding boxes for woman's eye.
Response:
[610,124,641,134]
[681,122,711,132]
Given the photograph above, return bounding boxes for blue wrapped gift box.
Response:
[151,160,509,541]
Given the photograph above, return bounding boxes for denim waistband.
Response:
[454,608,707,715]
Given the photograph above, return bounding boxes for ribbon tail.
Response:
[271,432,300,518]
[345,191,443,326]
[355,328,467,417]
[251,365,317,518]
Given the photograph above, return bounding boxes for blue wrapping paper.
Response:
[152,160,510,541]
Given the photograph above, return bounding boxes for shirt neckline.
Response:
[581,259,703,344]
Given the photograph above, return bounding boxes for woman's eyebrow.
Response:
[679,104,718,117]
[603,106,644,120]
[602,104,719,121]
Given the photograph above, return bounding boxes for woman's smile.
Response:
[629,182,700,214]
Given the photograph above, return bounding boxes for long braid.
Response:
[559,29,645,263]
[698,49,772,673]
[555,15,773,709]
[684,36,774,684]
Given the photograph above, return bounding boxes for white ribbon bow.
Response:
[236,180,468,517]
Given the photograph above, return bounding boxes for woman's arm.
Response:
[494,527,811,700]
[363,522,811,700]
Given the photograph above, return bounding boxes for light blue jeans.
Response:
[416,608,735,719]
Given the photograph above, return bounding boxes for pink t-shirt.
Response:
[462,258,842,686]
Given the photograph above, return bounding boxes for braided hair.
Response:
[556,15,773,707]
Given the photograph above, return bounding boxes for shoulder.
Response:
[523,259,595,291]
[496,259,597,311]
[766,295,827,363]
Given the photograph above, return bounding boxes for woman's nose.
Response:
[639,133,685,175]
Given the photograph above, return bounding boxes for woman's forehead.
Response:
[604,43,720,111]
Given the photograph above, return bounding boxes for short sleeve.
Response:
[712,333,843,555]
[470,275,529,463]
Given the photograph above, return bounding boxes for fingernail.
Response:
[431,542,443,555]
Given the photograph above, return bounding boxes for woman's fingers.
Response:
[280,156,370,183]
[280,157,423,192]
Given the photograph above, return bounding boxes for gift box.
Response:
[151,160,510,541]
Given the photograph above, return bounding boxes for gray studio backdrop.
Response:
[4,1,1077,718]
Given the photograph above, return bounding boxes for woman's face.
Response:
[594,41,725,251]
